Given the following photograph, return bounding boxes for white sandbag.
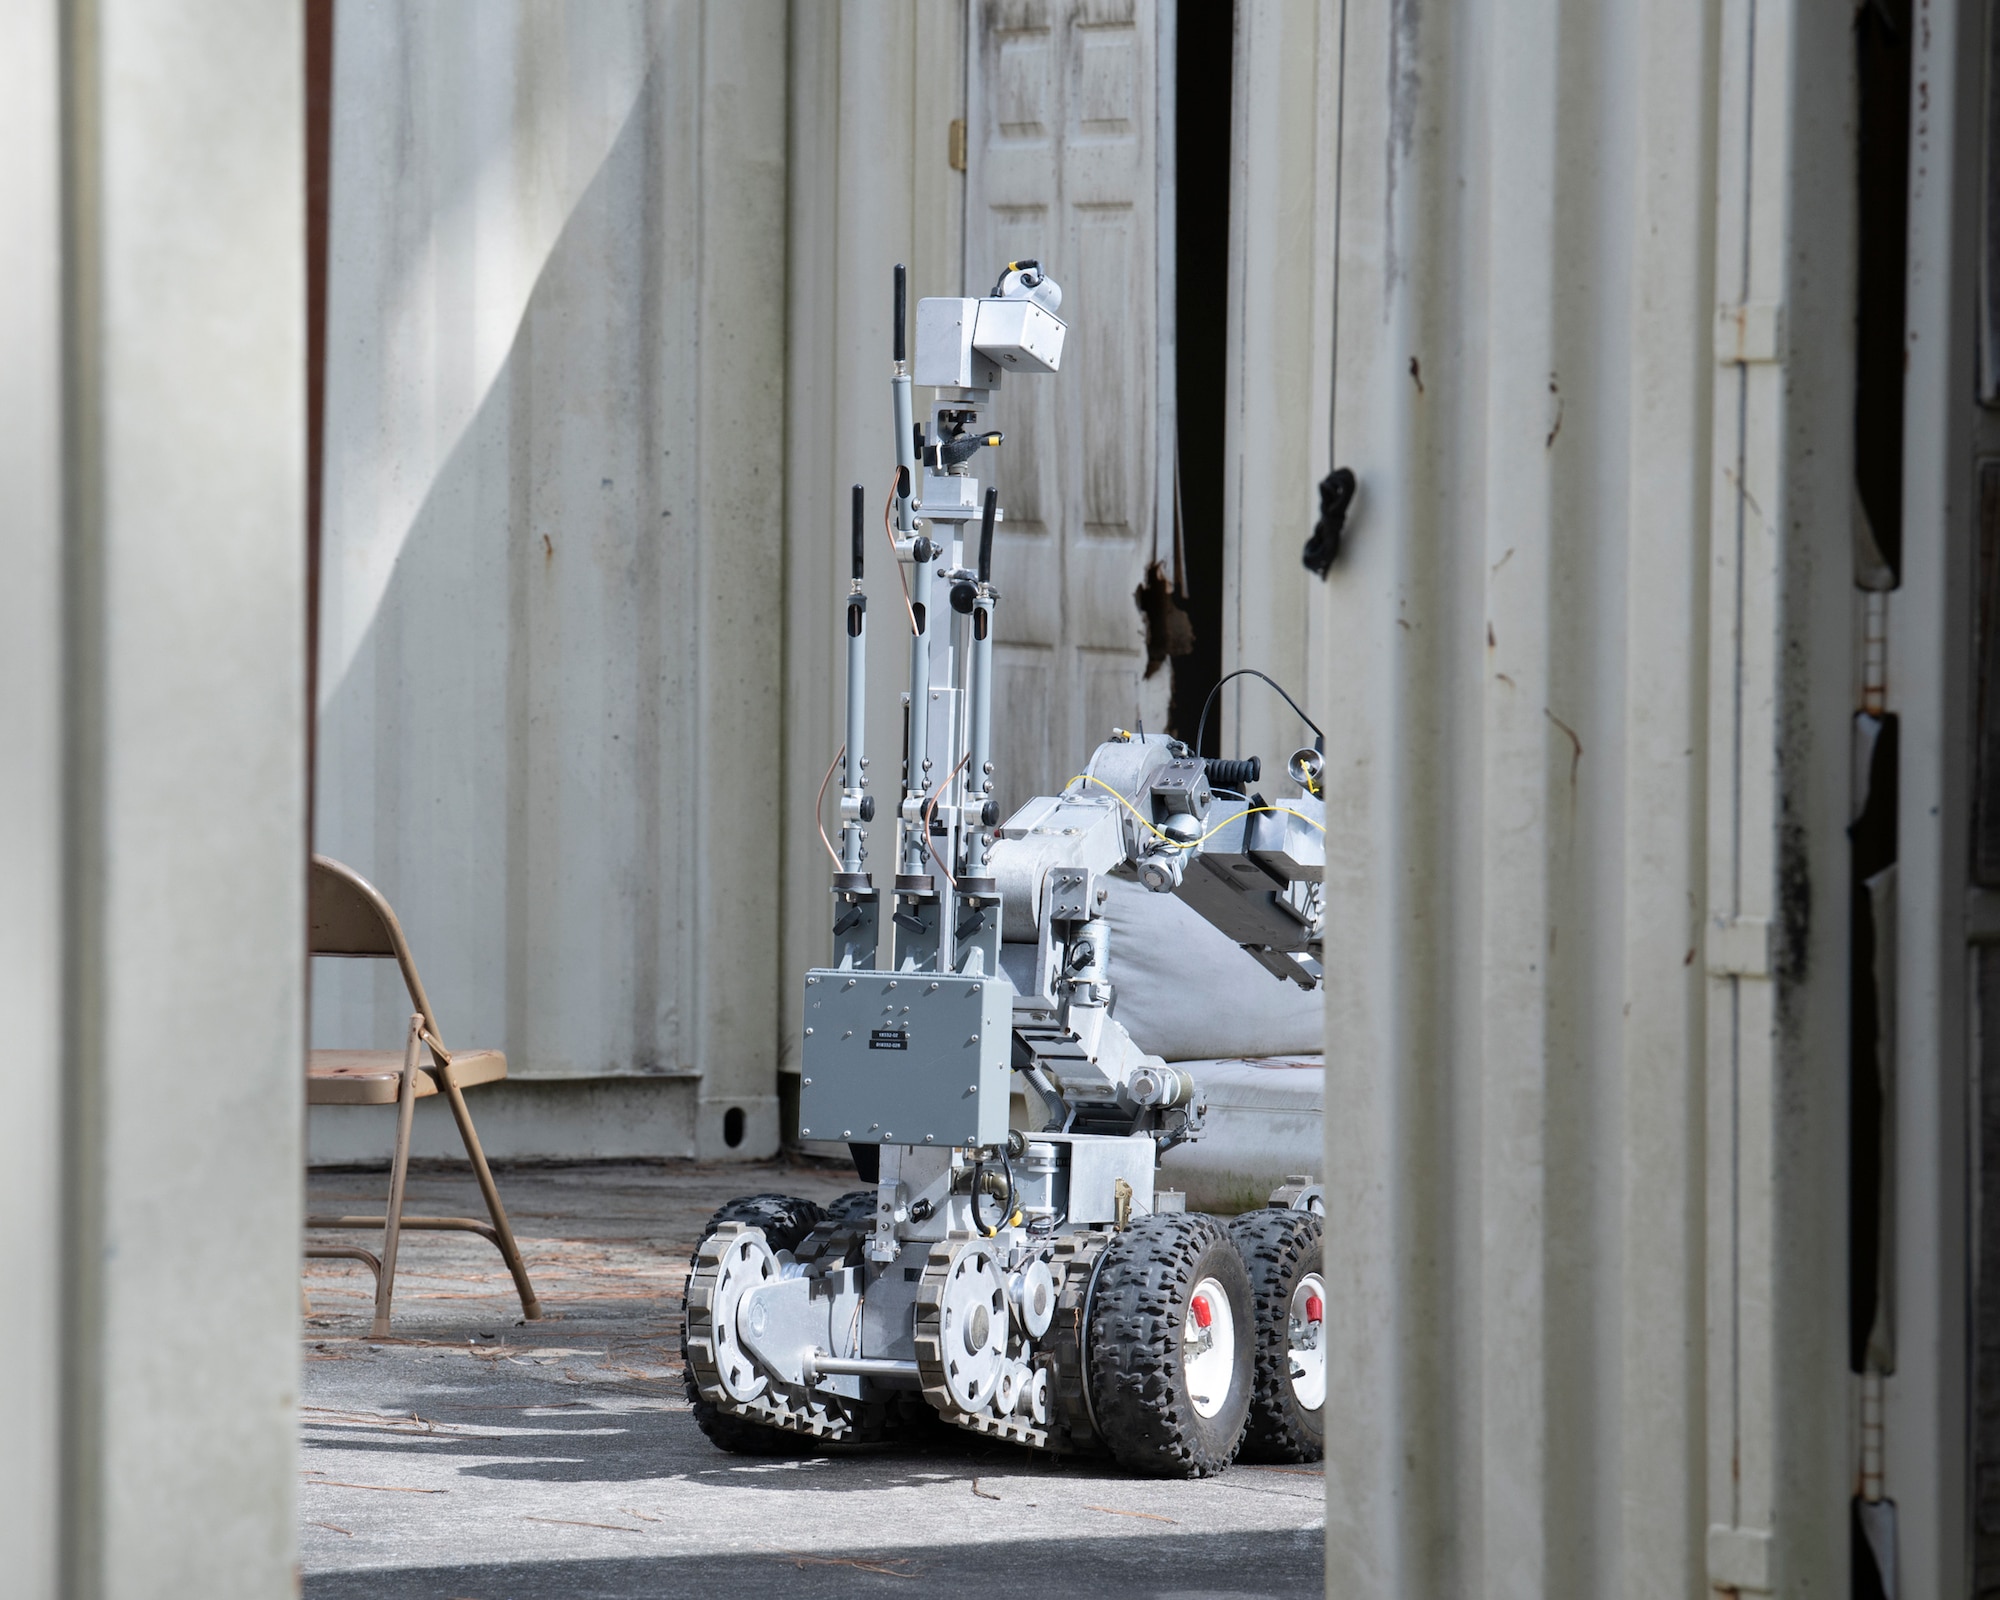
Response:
[1157,1055,1325,1214]
[1100,874,1324,1060]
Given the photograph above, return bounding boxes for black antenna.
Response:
[851,484,865,580]
[893,263,907,364]
[977,488,997,584]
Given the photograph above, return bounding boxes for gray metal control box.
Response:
[798,970,1013,1147]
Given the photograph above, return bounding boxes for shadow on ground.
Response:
[302,1527,1323,1599]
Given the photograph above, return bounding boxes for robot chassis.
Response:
[684,263,1330,1477]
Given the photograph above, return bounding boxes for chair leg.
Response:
[372,1013,423,1338]
[436,1074,542,1321]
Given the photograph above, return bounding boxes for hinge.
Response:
[1715,300,1785,364]
[1861,589,1888,714]
[949,118,968,172]
[1706,1524,1773,1593]
[1705,915,1771,978]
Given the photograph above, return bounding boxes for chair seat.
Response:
[307,1047,508,1105]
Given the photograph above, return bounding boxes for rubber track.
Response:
[1085,1213,1252,1478]
[912,1239,1052,1451]
[791,1189,878,1268]
[681,1195,826,1455]
[1227,1207,1325,1463]
[1039,1232,1110,1455]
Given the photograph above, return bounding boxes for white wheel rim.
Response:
[710,1233,777,1402]
[1182,1276,1237,1419]
[939,1244,1008,1412]
[1287,1272,1326,1411]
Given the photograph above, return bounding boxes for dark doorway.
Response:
[1168,0,1232,753]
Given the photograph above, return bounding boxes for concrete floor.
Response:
[301,1159,1325,1599]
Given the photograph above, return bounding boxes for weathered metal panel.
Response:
[1882,0,1984,1590]
[1285,0,1859,1591]
[0,7,64,1590]
[314,4,789,1153]
[2,1,307,1590]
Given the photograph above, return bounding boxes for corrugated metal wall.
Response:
[313,3,788,1154]
[1302,0,1859,1591]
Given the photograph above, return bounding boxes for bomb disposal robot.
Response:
[683,263,1329,1476]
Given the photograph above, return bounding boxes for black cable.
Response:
[1192,669,1323,761]
[973,1153,1017,1238]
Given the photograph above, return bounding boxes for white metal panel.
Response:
[315,4,789,1153]
[1,1,307,1590]
[966,0,1166,810]
[1306,0,1858,1592]
[0,4,64,1592]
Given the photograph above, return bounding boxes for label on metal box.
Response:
[867,1030,909,1051]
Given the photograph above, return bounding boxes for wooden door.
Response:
[966,0,1168,812]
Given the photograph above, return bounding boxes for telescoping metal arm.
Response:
[839,484,869,876]
[893,261,934,881]
[901,534,936,877]
[892,264,917,538]
[963,488,999,880]
[829,484,881,971]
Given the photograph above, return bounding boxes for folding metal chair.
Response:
[305,854,541,1335]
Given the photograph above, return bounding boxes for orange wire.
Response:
[882,479,919,634]
[919,752,970,889]
[814,743,845,869]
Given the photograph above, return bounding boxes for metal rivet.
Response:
[843,1129,853,1138]
[804,1027,814,1036]
[970,984,981,994]
[925,1134,935,1143]
[802,1078,812,1086]
[967,1084,978,1094]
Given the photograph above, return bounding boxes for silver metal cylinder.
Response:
[904,549,933,875]
[800,1351,921,1380]
[891,372,916,534]
[964,596,995,876]
[841,602,867,874]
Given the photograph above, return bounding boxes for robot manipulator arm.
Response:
[1104,736,1329,989]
